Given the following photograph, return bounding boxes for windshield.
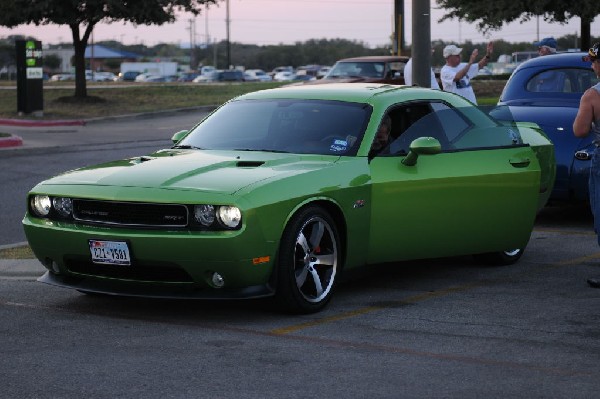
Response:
[179,99,372,156]
[325,62,385,79]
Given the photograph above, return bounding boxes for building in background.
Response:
[44,44,141,75]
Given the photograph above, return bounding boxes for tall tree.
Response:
[0,0,218,98]
[436,0,600,51]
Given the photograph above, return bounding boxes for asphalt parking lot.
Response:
[1,202,599,398]
[1,113,598,397]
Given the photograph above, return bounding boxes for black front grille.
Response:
[73,200,188,227]
[65,258,194,283]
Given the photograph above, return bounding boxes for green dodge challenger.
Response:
[23,83,555,313]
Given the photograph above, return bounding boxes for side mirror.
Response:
[402,137,442,166]
[171,130,189,144]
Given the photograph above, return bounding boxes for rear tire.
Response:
[275,206,340,314]
[474,248,524,265]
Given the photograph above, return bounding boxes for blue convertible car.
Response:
[498,52,599,202]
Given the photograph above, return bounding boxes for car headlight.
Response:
[194,204,216,226]
[217,206,242,229]
[193,205,241,229]
[30,195,51,217]
[52,197,73,218]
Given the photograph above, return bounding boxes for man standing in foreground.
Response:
[573,42,600,288]
[440,42,493,104]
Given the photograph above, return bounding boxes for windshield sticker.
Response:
[330,139,348,153]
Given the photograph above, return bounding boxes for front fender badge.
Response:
[353,200,365,209]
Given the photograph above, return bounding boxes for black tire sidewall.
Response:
[275,206,340,314]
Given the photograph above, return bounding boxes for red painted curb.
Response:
[0,135,23,148]
[0,119,85,127]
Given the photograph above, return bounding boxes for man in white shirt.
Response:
[404,47,440,89]
[440,42,493,104]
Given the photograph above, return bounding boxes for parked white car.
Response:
[244,69,272,82]
[273,71,296,81]
[49,73,74,81]
[134,73,164,82]
[192,71,221,83]
[271,66,294,75]
[317,66,332,78]
[200,66,216,76]
[91,72,117,82]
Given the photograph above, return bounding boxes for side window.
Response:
[430,102,470,143]
[449,105,522,149]
[526,68,597,93]
[573,69,600,92]
[387,102,450,155]
[386,101,521,154]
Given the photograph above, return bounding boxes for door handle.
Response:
[509,158,530,168]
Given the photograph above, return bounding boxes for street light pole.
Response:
[412,0,431,88]
[394,0,404,56]
[226,0,231,69]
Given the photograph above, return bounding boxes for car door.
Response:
[367,101,541,264]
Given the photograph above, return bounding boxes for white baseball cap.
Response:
[443,44,462,58]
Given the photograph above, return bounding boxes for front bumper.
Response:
[38,271,274,299]
[24,215,278,297]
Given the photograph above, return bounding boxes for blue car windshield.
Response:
[180,99,372,156]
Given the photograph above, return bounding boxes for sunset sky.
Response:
[0,0,594,48]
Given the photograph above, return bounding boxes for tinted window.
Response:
[384,102,521,155]
[526,68,598,93]
[181,99,372,156]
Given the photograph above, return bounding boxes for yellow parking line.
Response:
[271,250,600,335]
[270,282,480,335]
[533,227,595,236]
[550,252,600,267]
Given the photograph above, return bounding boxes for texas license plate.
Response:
[89,240,131,266]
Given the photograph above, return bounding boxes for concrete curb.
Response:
[0,118,85,127]
[82,105,217,125]
[0,105,218,150]
[0,105,217,128]
[0,259,45,279]
[0,242,29,250]
[0,242,44,279]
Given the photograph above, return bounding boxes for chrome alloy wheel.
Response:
[293,215,338,303]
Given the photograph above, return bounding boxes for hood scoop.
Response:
[236,160,265,168]
[130,156,156,165]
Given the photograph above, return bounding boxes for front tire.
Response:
[275,206,341,314]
